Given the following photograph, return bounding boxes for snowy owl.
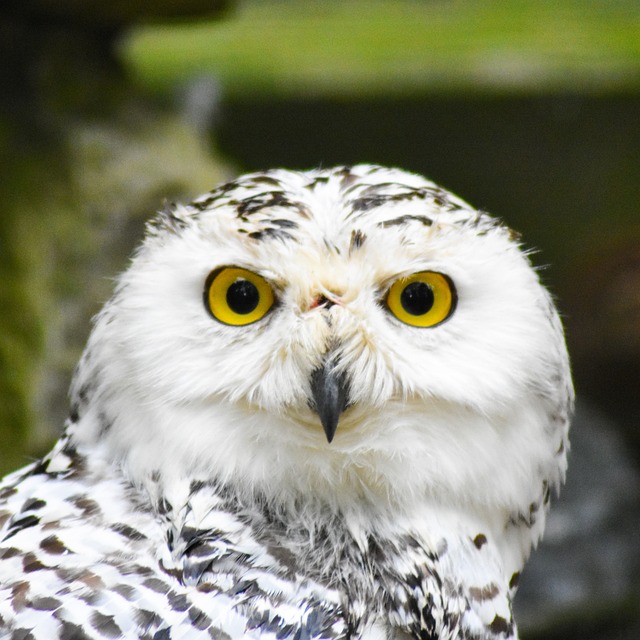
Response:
[0,165,572,639]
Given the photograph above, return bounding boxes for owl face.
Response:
[71,166,571,514]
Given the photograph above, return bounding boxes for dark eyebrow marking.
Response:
[236,191,289,216]
[379,214,433,228]
[349,229,366,253]
[348,183,467,219]
[269,219,299,229]
[247,227,296,242]
[244,217,299,242]
[236,192,312,220]
[249,175,283,187]
[349,189,427,214]
[357,182,406,197]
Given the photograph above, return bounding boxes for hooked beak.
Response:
[309,360,349,443]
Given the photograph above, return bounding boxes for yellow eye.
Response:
[205,267,275,326]
[386,272,456,327]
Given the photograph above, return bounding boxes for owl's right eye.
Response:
[205,267,275,326]
[385,271,456,327]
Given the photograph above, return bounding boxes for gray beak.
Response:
[309,360,349,443]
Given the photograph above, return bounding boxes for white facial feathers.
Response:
[69,165,572,526]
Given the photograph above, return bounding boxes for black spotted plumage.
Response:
[0,439,515,639]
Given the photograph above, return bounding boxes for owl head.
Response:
[69,165,572,527]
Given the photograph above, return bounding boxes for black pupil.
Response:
[400,281,434,316]
[227,279,260,315]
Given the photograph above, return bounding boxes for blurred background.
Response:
[1,0,639,637]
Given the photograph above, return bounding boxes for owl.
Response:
[0,165,572,639]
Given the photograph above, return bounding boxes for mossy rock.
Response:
[0,7,231,475]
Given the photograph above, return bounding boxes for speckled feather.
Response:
[0,165,572,639]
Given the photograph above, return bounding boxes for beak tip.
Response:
[310,361,349,444]
[322,419,338,444]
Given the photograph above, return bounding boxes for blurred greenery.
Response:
[122,0,640,98]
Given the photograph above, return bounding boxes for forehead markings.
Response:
[379,214,433,229]
[234,191,308,219]
[213,170,358,244]
[232,191,311,243]
[345,184,466,221]
[183,168,488,251]
[242,221,299,242]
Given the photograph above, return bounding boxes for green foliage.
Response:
[123,0,640,97]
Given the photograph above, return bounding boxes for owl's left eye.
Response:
[385,271,456,327]
[205,267,275,326]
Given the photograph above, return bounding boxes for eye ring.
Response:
[205,266,275,326]
[386,272,456,327]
